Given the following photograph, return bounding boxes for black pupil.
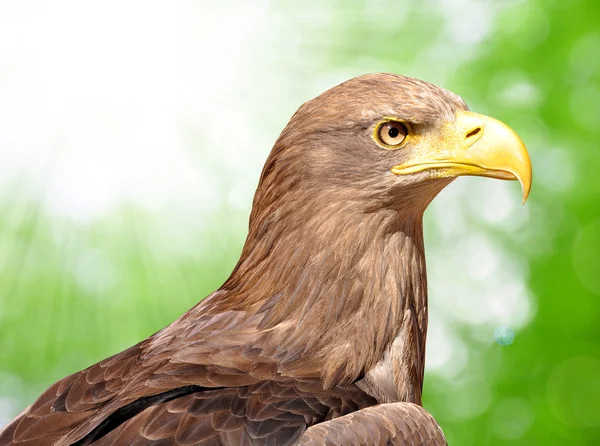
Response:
[388,126,400,138]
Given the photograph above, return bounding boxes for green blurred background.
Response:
[0,0,599,444]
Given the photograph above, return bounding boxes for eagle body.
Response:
[0,74,531,445]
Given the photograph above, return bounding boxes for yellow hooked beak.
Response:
[391,111,532,203]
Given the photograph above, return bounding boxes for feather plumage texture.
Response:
[0,74,465,445]
[299,403,446,445]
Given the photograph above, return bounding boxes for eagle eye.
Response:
[377,121,408,148]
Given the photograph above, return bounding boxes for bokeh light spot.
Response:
[491,398,534,439]
[535,149,575,193]
[494,325,515,346]
[569,32,600,82]
[442,380,492,421]
[498,80,540,108]
[547,356,600,428]
[570,84,600,132]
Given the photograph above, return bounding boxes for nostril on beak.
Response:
[466,127,482,139]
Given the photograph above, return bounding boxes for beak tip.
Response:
[515,151,532,206]
[520,176,532,205]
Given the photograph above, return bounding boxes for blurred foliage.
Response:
[1,0,599,445]
[436,1,600,444]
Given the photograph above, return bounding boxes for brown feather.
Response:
[0,73,464,445]
[299,403,446,445]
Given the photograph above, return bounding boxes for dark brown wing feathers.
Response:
[87,384,349,446]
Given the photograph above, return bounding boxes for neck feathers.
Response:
[183,149,447,394]
[216,199,429,392]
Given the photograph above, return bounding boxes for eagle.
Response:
[0,73,531,445]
